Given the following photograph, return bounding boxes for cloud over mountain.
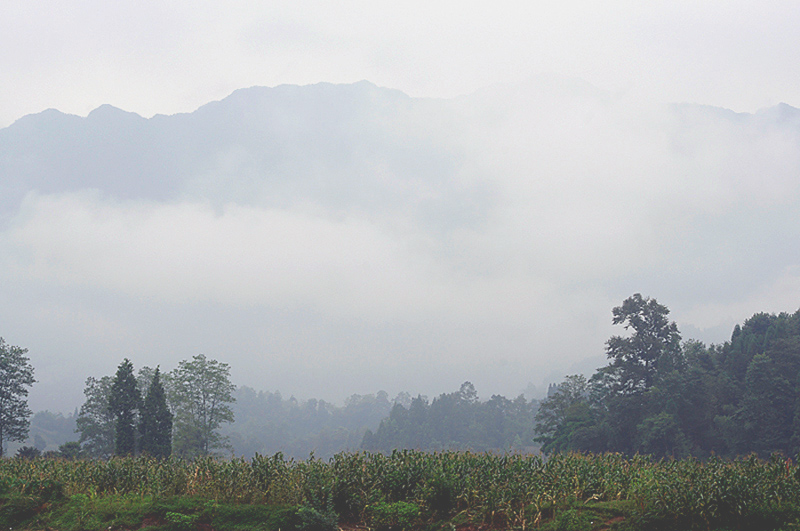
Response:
[2,79,800,411]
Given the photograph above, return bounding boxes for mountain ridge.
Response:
[2,80,798,227]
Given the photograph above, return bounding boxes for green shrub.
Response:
[0,495,41,528]
[15,446,41,459]
[208,504,298,531]
[20,477,64,501]
[166,511,200,530]
[297,504,338,531]
[553,508,594,531]
[367,501,421,531]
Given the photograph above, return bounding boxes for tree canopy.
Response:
[169,354,235,457]
[362,381,538,453]
[76,376,115,458]
[0,338,35,457]
[536,294,800,459]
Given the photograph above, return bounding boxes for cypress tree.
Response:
[140,367,173,458]
[109,359,141,456]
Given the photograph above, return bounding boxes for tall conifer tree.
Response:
[140,367,173,457]
[109,359,141,456]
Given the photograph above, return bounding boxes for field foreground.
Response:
[1,451,799,531]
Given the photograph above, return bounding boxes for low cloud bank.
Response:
[2,81,800,410]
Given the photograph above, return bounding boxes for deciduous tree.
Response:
[603,293,683,394]
[534,375,594,454]
[76,376,115,458]
[0,338,36,457]
[169,354,235,457]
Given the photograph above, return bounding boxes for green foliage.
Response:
[58,440,83,459]
[18,477,65,501]
[297,503,338,531]
[15,445,41,459]
[141,366,173,458]
[535,375,592,454]
[1,452,800,530]
[80,355,234,460]
[165,510,200,530]
[60,493,100,530]
[604,293,683,394]
[367,501,421,531]
[635,412,689,458]
[537,296,800,460]
[109,358,142,456]
[362,382,537,453]
[0,493,43,528]
[76,375,116,458]
[209,503,299,531]
[552,507,594,531]
[738,353,794,456]
[170,354,236,457]
[0,337,36,457]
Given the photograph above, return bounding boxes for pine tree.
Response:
[140,367,173,458]
[109,359,141,456]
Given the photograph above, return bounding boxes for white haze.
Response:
[3,1,800,128]
[2,79,800,411]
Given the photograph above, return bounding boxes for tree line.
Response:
[361,382,539,453]
[225,387,394,460]
[4,353,236,459]
[15,387,399,461]
[75,354,235,459]
[4,293,800,459]
[535,294,800,458]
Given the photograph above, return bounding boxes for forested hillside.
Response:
[222,388,394,459]
[536,294,800,458]
[361,382,539,453]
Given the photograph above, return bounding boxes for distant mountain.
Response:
[0,82,481,228]
[4,79,800,414]
[4,80,797,226]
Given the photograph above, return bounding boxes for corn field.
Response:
[2,451,800,530]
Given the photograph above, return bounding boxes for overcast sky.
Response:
[2,1,800,413]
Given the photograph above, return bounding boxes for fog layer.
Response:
[2,80,799,411]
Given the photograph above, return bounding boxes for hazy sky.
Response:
[2,1,800,413]
[2,1,800,128]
